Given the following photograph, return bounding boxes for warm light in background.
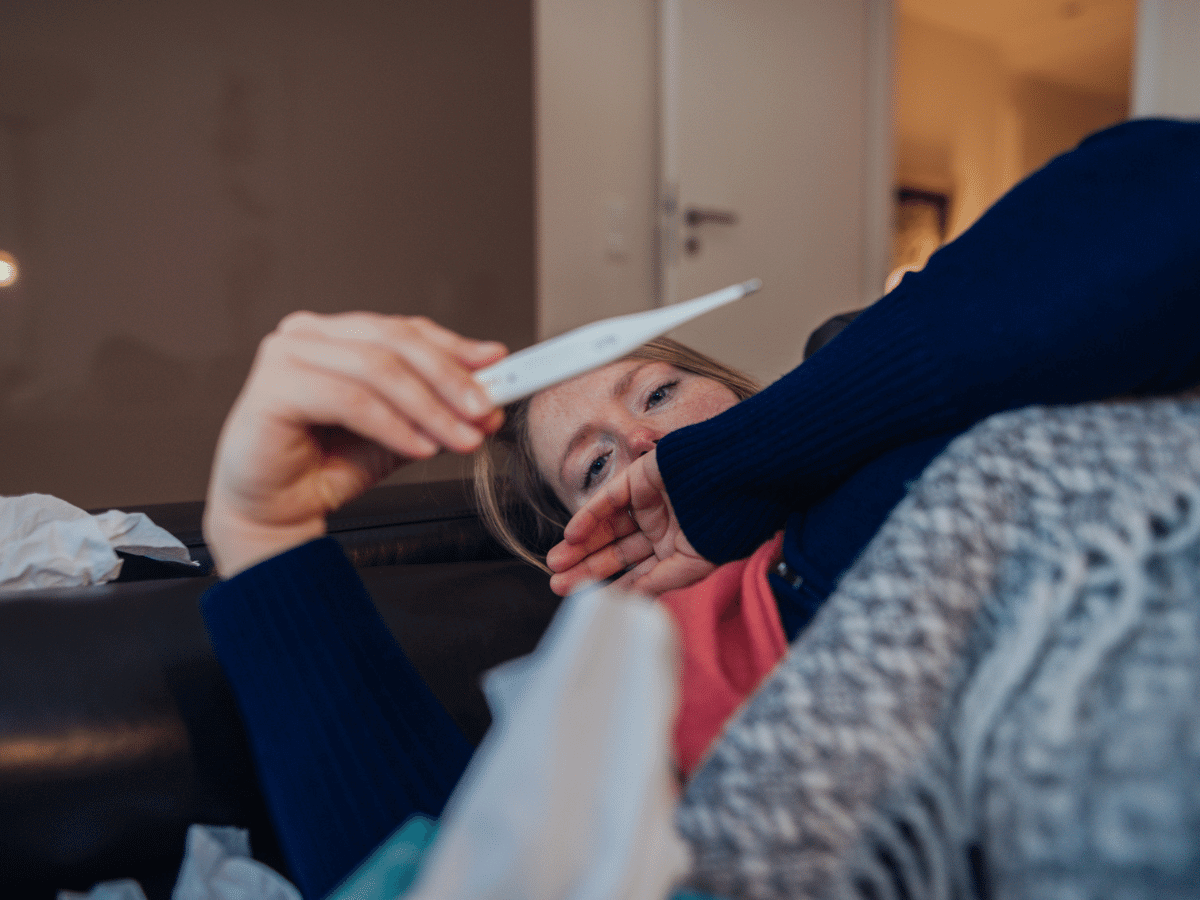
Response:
[0,250,18,288]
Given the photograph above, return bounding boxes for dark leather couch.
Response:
[0,480,561,899]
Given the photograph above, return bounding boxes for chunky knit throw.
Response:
[678,398,1200,900]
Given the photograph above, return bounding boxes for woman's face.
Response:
[527,359,739,513]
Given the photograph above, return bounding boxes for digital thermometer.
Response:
[476,278,761,406]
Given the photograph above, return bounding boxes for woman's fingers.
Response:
[547,528,654,596]
[550,530,713,599]
[549,449,692,597]
[550,505,639,570]
[264,311,511,455]
[560,478,637,550]
[273,333,484,455]
[294,433,405,517]
[278,312,506,422]
[631,555,716,598]
[207,311,509,578]
[609,554,660,593]
[228,312,509,488]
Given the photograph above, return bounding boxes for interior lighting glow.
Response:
[0,250,18,288]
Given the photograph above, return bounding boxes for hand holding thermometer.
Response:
[475,278,762,406]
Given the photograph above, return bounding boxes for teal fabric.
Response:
[326,814,725,900]
[326,815,439,900]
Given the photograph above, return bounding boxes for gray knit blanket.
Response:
[678,398,1200,900]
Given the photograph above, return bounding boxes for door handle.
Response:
[685,207,738,227]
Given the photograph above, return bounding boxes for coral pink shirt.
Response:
[657,532,787,778]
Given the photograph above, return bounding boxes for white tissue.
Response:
[405,583,692,900]
[57,826,301,900]
[171,825,301,900]
[92,508,196,565]
[0,493,196,592]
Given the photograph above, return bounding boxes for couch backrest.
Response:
[107,479,513,577]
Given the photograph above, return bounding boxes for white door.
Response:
[659,0,893,383]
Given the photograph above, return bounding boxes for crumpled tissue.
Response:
[1,493,196,592]
[58,824,301,900]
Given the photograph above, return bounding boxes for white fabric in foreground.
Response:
[0,493,195,592]
[406,583,692,900]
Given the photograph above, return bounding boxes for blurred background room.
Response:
[1,0,1197,509]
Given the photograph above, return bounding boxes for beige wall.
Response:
[1013,78,1129,174]
[0,0,535,507]
[534,0,661,339]
[895,15,1016,238]
[895,12,1128,244]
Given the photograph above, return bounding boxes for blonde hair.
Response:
[473,337,760,571]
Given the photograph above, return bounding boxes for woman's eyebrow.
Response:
[610,362,650,401]
[556,362,655,489]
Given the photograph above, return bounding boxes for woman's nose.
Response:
[628,428,659,457]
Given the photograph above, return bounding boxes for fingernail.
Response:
[455,422,482,445]
[466,341,505,364]
[462,388,490,418]
[412,435,439,457]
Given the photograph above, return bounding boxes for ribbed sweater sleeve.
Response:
[659,118,1200,563]
[200,538,473,900]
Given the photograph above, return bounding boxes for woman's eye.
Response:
[646,380,679,410]
[583,452,610,490]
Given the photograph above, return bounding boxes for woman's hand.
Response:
[204,312,506,578]
[546,448,715,597]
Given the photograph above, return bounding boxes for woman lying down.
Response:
[201,117,1200,899]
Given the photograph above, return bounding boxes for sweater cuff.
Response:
[659,296,943,564]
